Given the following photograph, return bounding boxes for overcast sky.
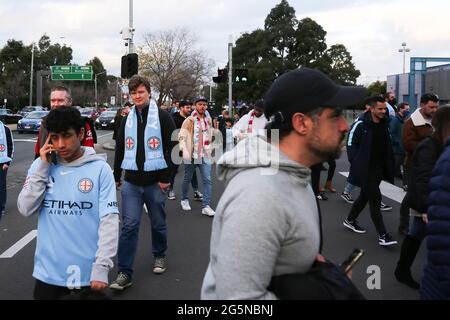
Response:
[1,0,448,85]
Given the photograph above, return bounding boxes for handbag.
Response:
[268,199,365,300]
[268,260,365,300]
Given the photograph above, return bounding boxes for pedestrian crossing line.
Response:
[339,172,406,204]
[0,230,37,259]
[14,139,38,143]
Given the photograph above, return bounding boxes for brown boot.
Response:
[324,180,336,193]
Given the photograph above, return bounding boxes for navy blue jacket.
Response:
[346,111,394,188]
[389,114,405,155]
[421,138,450,299]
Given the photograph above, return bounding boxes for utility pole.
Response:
[398,42,410,74]
[95,71,107,109]
[129,0,134,54]
[29,43,35,106]
[228,35,233,117]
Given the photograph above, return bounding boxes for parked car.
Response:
[0,109,23,124]
[18,106,46,118]
[95,111,117,130]
[80,108,99,121]
[17,111,49,134]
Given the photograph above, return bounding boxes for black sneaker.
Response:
[343,219,366,233]
[193,191,203,201]
[109,272,132,291]
[380,202,392,212]
[378,233,397,246]
[317,192,328,201]
[341,192,354,204]
[153,257,167,274]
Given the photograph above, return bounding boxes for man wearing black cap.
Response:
[168,100,203,201]
[178,97,215,217]
[201,67,366,299]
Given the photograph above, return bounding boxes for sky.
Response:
[1,0,449,85]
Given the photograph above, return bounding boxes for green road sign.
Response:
[51,66,93,81]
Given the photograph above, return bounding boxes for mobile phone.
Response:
[341,249,364,273]
[48,140,58,165]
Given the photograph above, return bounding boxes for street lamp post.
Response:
[228,35,233,117]
[29,43,35,107]
[398,42,411,74]
[95,71,107,109]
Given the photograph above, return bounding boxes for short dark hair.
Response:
[398,102,409,110]
[50,86,72,101]
[421,93,439,105]
[128,75,151,93]
[365,95,386,107]
[44,107,83,135]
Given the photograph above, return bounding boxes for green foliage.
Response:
[0,34,114,109]
[367,80,387,96]
[217,0,361,106]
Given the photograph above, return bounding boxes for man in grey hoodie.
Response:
[18,107,119,300]
[201,67,367,300]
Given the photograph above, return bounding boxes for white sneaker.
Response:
[181,199,191,211]
[201,206,215,217]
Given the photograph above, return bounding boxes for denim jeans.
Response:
[169,164,199,191]
[181,159,212,207]
[0,168,7,219]
[117,182,168,277]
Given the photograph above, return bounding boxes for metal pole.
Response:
[228,35,233,117]
[29,43,35,106]
[95,74,98,109]
[129,0,134,54]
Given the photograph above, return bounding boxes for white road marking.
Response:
[339,172,406,203]
[14,139,38,142]
[0,230,37,259]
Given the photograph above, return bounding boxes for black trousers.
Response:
[310,163,323,196]
[347,167,386,235]
[325,159,336,182]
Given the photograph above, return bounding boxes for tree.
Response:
[367,80,387,96]
[325,44,361,85]
[138,28,214,106]
[225,0,361,104]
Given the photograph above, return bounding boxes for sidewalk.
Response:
[102,140,115,151]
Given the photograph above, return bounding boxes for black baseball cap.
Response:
[264,67,367,119]
[194,97,208,104]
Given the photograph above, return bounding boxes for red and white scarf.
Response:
[247,111,256,134]
[192,111,211,159]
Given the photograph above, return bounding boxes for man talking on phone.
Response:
[18,107,119,300]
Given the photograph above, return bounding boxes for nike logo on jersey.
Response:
[60,171,74,176]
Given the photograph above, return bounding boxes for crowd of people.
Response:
[4,67,450,300]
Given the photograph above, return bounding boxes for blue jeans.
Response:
[0,168,7,220]
[182,160,212,207]
[169,164,199,191]
[117,182,168,278]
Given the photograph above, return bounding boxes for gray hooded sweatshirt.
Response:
[201,135,321,300]
[17,147,119,285]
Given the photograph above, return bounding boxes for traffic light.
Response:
[213,68,227,84]
[234,68,248,82]
[121,53,139,79]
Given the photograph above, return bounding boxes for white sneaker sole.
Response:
[109,282,132,291]
[343,221,366,234]
[153,267,166,274]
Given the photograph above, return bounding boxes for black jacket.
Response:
[406,136,442,213]
[347,111,395,188]
[113,105,176,186]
